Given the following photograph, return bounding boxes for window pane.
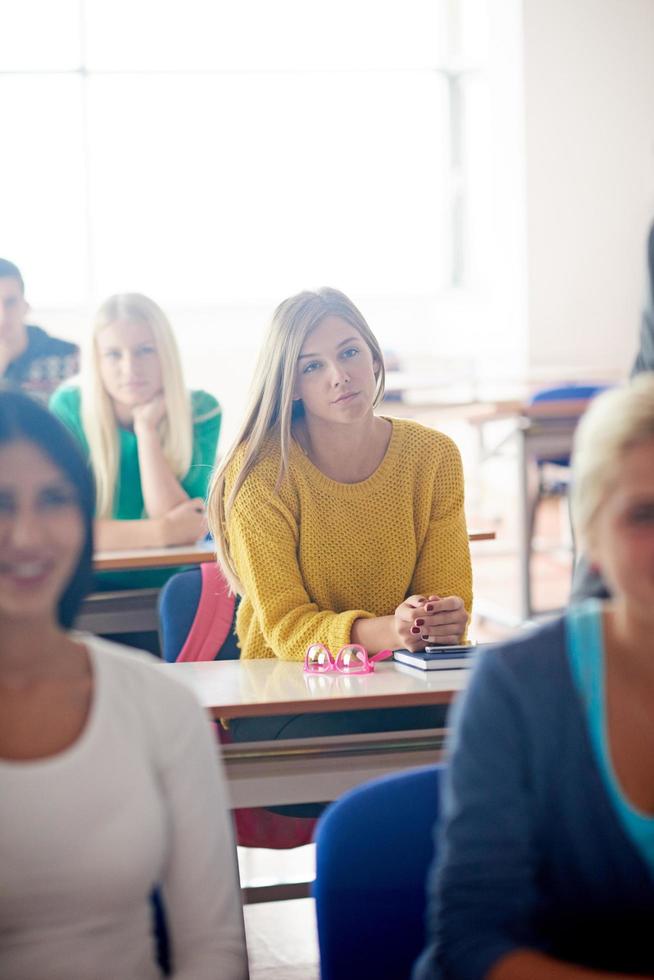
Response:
[1,0,81,70]
[86,73,448,303]
[85,0,440,71]
[0,76,86,305]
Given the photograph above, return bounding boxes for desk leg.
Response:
[517,423,532,622]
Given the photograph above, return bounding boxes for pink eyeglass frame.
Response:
[303,642,393,674]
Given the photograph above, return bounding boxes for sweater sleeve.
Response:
[151,679,248,979]
[228,470,374,661]
[414,650,546,980]
[182,391,222,500]
[409,436,472,615]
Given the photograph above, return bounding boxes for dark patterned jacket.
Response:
[4,324,79,404]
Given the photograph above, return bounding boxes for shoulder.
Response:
[190,389,221,425]
[49,383,81,415]
[465,616,570,719]
[26,324,79,357]
[390,417,462,463]
[84,634,205,720]
[226,431,282,495]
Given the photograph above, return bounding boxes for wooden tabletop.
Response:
[93,541,216,572]
[93,530,494,573]
[164,658,470,719]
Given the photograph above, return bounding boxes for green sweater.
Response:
[50,385,221,589]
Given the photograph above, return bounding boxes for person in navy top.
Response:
[0,259,78,403]
[415,375,654,980]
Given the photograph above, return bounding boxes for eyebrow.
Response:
[298,337,359,359]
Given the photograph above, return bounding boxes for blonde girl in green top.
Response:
[50,293,221,556]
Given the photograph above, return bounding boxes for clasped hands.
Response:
[394,594,468,651]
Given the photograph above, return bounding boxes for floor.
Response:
[242,488,575,978]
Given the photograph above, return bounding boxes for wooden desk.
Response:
[79,532,493,636]
[93,540,215,572]
[166,659,469,808]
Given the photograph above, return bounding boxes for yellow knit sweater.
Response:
[225,417,472,661]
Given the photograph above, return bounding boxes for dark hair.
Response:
[0,386,94,627]
[0,258,25,293]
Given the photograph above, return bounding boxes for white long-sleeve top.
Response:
[0,635,248,980]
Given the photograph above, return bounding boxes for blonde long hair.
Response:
[81,293,193,517]
[208,287,386,593]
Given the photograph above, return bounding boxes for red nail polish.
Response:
[415,618,425,626]
[425,604,434,612]
[422,634,429,640]
[411,626,421,635]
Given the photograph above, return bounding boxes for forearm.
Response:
[489,949,650,980]
[136,427,188,517]
[95,517,163,550]
[350,615,398,652]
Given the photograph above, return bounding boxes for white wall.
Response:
[523,0,654,376]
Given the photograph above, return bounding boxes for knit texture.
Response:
[225,417,472,661]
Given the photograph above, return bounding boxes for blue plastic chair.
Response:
[525,384,609,616]
[314,764,443,980]
[158,567,204,662]
[529,384,609,467]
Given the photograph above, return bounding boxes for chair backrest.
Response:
[158,563,236,663]
[529,383,609,406]
[314,764,443,980]
[529,383,610,467]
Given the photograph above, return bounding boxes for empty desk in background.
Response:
[467,399,591,623]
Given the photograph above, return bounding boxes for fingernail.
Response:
[415,619,425,626]
[422,634,429,640]
[425,604,434,612]
[411,626,421,635]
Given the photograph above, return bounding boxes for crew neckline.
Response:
[289,416,403,497]
[0,641,101,770]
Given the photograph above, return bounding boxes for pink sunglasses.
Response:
[304,642,393,675]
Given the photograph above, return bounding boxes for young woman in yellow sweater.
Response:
[208,288,472,774]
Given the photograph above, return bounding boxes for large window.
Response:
[3,0,529,436]
[1,0,494,309]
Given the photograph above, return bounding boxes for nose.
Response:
[121,351,139,379]
[9,504,41,550]
[329,362,350,387]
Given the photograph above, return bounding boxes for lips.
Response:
[0,559,54,588]
[332,392,359,405]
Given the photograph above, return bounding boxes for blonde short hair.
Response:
[571,373,654,544]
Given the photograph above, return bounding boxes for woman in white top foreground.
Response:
[0,388,248,979]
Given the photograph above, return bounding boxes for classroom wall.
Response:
[522,0,654,377]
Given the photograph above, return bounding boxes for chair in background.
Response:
[158,564,317,856]
[525,383,609,617]
[314,764,443,980]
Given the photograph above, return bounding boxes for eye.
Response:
[136,345,157,356]
[341,346,359,360]
[39,486,78,510]
[626,504,654,525]
[102,349,121,360]
[302,360,322,375]
[0,490,15,514]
